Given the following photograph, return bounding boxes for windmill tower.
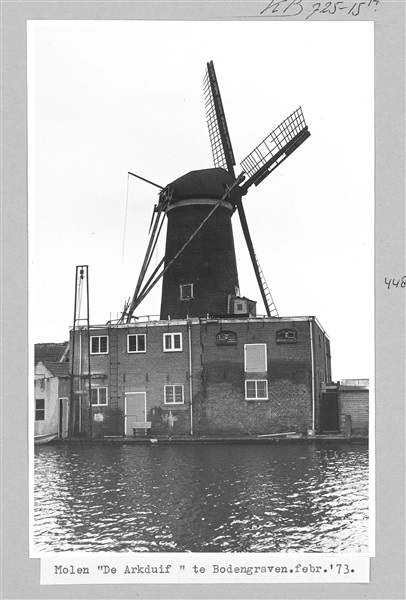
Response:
[124,61,310,323]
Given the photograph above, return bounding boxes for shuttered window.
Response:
[244,344,267,372]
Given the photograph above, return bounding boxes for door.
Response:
[320,391,339,432]
[125,392,146,436]
[59,397,69,439]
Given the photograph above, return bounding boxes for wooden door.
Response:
[59,397,69,439]
[320,391,339,432]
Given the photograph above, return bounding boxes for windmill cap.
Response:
[161,168,241,206]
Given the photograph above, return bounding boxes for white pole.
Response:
[188,320,193,436]
[309,318,316,431]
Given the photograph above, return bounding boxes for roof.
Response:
[41,361,70,378]
[35,342,69,364]
[164,168,240,203]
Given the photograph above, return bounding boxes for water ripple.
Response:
[34,443,369,553]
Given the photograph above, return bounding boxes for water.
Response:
[33,442,369,553]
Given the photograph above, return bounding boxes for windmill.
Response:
[122,61,310,323]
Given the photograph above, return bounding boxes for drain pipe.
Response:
[187,320,194,436]
[309,317,316,432]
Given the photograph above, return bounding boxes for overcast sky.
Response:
[29,20,374,381]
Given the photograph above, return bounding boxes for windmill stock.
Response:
[123,61,310,323]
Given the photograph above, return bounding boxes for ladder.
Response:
[108,323,120,435]
[254,253,279,317]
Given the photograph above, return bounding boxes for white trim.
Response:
[187,320,193,435]
[90,335,109,355]
[125,392,147,435]
[74,316,326,333]
[127,333,146,353]
[163,332,183,352]
[245,380,268,400]
[164,384,184,404]
[58,397,69,439]
[244,343,267,372]
[91,386,108,406]
[309,319,316,431]
[166,197,234,213]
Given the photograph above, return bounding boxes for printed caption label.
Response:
[41,554,370,584]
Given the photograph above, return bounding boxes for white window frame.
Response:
[180,283,194,300]
[163,332,183,352]
[164,384,184,405]
[245,380,268,400]
[91,386,108,406]
[244,343,267,372]
[127,334,146,353]
[90,335,109,355]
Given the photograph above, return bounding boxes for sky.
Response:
[29,20,374,381]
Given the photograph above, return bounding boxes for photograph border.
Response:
[1,1,405,599]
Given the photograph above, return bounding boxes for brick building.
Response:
[339,379,369,436]
[69,315,332,438]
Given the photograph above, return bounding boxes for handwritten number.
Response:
[307,2,321,19]
[261,0,378,18]
[349,1,366,15]
[385,277,406,289]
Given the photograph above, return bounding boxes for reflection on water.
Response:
[34,443,369,553]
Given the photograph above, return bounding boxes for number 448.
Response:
[385,277,406,289]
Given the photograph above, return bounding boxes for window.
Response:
[276,329,297,343]
[180,284,194,300]
[163,332,182,352]
[91,387,108,406]
[245,380,268,400]
[127,334,146,353]
[244,344,267,372]
[35,399,45,420]
[216,330,237,346]
[164,385,184,404]
[90,335,109,354]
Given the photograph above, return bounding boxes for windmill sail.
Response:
[239,107,310,194]
[203,61,236,176]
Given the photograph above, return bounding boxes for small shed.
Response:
[339,379,369,436]
[34,361,70,441]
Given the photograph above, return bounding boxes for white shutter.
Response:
[244,344,267,372]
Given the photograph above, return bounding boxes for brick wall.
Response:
[70,316,331,437]
[196,319,315,435]
[340,388,369,434]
